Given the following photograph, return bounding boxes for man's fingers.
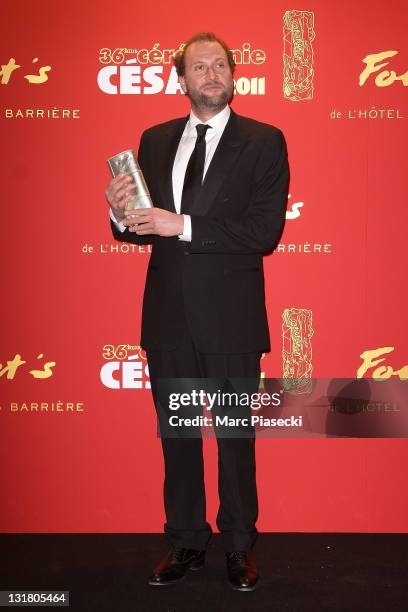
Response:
[124,207,151,217]
[124,215,152,226]
[126,219,154,233]
[112,174,132,186]
[106,175,133,200]
[112,179,134,198]
[134,225,154,234]
[114,186,132,202]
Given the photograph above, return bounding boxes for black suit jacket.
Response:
[111,109,289,353]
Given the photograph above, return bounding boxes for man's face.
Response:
[179,41,234,112]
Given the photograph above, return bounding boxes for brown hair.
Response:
[173,32,236,77]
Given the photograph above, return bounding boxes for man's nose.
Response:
[206,65,217,80]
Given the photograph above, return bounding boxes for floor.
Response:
[2,533,407,611]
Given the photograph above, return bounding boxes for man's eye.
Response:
[195,65,204,71]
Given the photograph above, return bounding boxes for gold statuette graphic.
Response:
[107,149,153,210]
[283,10,315,101]
[282,308,314,394]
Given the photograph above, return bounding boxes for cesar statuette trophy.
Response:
[107,149,153,212]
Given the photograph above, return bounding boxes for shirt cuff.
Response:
[110,207,127,233]
[178,214,192,242]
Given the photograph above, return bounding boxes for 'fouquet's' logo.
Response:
[359,51,407,88]
[0,57,51,85]
[357,347,408,379]
[286,194,304,220]
[0,353,56,380]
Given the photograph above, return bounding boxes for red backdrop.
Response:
[1,0,407,532]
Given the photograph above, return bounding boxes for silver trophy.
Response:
[107,149,153,211]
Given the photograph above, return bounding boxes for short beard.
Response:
[185,86,232,113]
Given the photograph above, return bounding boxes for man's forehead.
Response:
[184,41,228,63]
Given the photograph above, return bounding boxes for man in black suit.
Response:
[105,32,289,591]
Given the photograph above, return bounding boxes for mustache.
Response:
[201,79,224,85]
[202,84,224,89]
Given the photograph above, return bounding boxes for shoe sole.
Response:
[148,562,205,586]
[188,561,205,571]
[230,583,258,592]
[229,578,259,592]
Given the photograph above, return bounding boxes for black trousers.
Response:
[146,332,261,552]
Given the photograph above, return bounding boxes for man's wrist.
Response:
[178,214,192,242]
[109,207,126,232]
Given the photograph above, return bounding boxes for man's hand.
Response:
[123,207,184,237]
[105,174,133,223]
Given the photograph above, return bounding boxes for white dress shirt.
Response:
[110,105,231,241]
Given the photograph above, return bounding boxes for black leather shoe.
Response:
[226,551,258,591]
[148,547,206,586]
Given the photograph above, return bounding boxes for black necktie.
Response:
[180,123,211,214]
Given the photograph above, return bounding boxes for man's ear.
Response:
[179,76,187,94]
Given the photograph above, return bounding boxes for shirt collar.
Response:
[187,105,231,136]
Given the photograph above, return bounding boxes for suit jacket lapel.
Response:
[189,110,248,217]
[157,116,188,213]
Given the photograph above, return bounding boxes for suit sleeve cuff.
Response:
[178,214,192,242]
[109,207,126,233]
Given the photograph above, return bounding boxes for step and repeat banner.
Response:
[1,0,407,532]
